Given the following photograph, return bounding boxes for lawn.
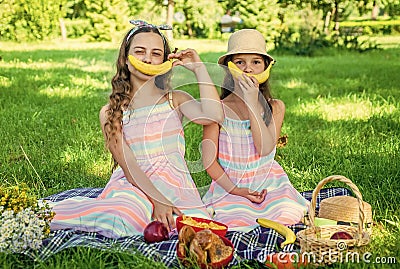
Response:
[0,37,399,268]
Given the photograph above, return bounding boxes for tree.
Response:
[0,0,67,41]
[218,0,280,39]
[383,0,400,17]
[279,0,359,32]
[84,0,130,41]
[173,0,223,38]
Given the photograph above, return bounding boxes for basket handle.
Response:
[308,175,365,237]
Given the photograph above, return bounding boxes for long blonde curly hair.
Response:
[103,26,172,165]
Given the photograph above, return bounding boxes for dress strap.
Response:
[167,91,175,109]
[221,100,227,118]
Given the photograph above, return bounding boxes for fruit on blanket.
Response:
[143,221,169,243]
[265,253,308,269]
[227,60,274,84]
[330,231,353,240]
[128,55,173,76]
[256,218,296,248]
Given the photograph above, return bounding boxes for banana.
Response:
[256,218,296,248]
[227,60,274,84]
[128,55,173,76]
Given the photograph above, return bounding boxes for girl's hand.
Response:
[152,200,183,232]
[231,187,267,204]
[168,48,204,72]
[238,74,259,107]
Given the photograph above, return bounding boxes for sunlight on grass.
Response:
[39,85,87,98]
[65,58,112,73]
[173,39,226,53]
[0,60,68,70]
[0,58,112,73]
[295,95,397,121]
[70,75,109,90]
[284,78,307,89]
[0,40,117,51]
[0,75,11,87]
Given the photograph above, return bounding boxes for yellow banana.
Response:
[256,218,296,248]
[128,55,173,76]
[227,60,274,84]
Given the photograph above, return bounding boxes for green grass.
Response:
[0,37,399,268]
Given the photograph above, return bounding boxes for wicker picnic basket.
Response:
[297,175,371,266]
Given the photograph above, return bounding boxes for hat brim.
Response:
[218,50,274,65]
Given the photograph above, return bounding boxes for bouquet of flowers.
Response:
[0,184,55,253]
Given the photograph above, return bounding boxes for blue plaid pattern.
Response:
[22,187,352,267]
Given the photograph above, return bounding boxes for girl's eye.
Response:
[234,60,243,65]
[135,50,145,55]
[254,60,262,64]
[153,52,162,57]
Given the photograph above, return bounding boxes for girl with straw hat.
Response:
[202,29,309,232]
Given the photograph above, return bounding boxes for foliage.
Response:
[274,25,380,56]
[84,0,130,42]
[173,0,224,38]
[2,0,399,44]
[64,0,88,19]
[274,26,331,56]
[380,0,400,17]
[218,0,281,40]
[64,18,91,38]
[0,0,67,41]
[341,19,400,34]
[0,185,55,253]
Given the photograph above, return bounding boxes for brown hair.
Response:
[103,26,172,154]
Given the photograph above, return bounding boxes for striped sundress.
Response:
[50,101,210,238]
[202,116,310,232]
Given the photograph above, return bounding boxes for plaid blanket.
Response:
[24,187,352,267]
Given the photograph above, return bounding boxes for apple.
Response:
[143,221,169,243]
[330,231,353,240]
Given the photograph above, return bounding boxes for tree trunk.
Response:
[333,1,340,32]
[186,21,193,37]
[324,11,332,34]
[59,18,67,40]
[166,0,174,40]
[371,1,379,20]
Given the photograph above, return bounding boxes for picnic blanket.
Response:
[23,187,352,267]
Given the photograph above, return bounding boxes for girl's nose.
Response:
[243,64,253,73]
[142,53,151,64]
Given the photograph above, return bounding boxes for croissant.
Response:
[189,236,208,265]
[178,225,196,257]
[178,226,233,267]
[208,233,233,264]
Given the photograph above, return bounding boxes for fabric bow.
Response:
[126,20,172,42]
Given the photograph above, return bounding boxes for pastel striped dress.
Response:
[50,101,210,238]
[202,116,309,232]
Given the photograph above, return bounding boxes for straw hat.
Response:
[218,29,274,65]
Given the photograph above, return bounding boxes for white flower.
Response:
[0,191,54,253]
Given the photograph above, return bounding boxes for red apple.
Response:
[330,231,353,240]
[143,221,169,243]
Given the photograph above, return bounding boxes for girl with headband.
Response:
[49,20,223,238]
